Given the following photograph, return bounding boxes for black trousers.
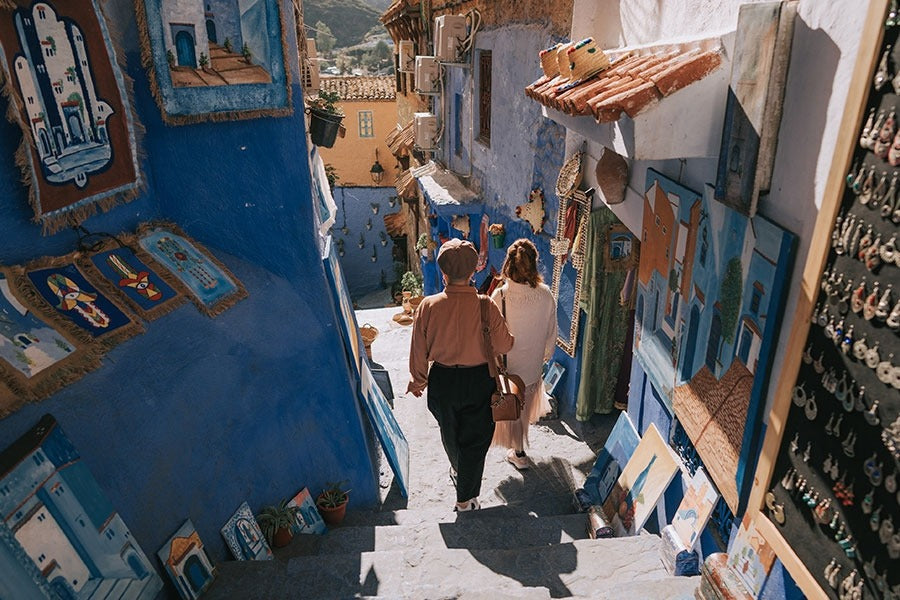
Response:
[427,363,496,503]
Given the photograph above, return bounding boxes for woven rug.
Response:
[78,240,185,321]
[0,0,142,233]
[135,222,248,317]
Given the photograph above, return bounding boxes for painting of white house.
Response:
[157,519,215,600]
[0,414,162,599]
[286,488,326,536]
[137,0,290,122]
[0,272,75,379]
[220,501,272,561]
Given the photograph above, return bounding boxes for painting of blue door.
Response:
[185,555,210,593]
[681,305,700,381]
[705,310,721,373]
[205,19,216,43]
[174,30,196,67]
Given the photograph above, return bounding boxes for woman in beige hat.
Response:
[490,238,557,470]
[407,238,514,512]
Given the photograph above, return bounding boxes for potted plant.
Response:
[316,481,350,525]
[415,233,436,259]
[256,499,299,548]
[307,90,345,148]
[489,223,506,248]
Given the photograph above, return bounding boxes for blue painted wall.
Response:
[331,187,398,301]
[0,0,379,581]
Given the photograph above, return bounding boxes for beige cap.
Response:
[437,238,478,280]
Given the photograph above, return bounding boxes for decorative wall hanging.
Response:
[556,149,585,199]
[21,256,143,348]
[77,239,185,320]
[0,0,143,234]
[0,268,98,410]
[0,414,164,598]
[516,188,546,234]
[715,1,798,216]
[550,188,592,356]
[157,519,216,600]
[135,222,248,317]
[600,423,680,537]
[135,0,292,124]
[220,501,273,561]
[287,487,326,535]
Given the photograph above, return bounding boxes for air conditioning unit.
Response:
[414,112,438,149]
[434,15,467,62]
[398,40,415,73]
[414,55,439,93]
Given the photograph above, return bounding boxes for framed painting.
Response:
[600,423,680,537]
[135,0,291,124]
[286,487,326,535]
[135,222,247,317]
[542,361,564,396]
[220,501,272,561]
[157,519,216,600]
[0,267,99,408]
[671,184,795,513]
[727,516,776,597]
[22,257,143,348]
[0,414,164,598]
[78,240,185,320]
[671,467,719,550]
[360,360,409,497]
[604,223,638,272]
[583,411,640,506]
[715,2,797,216]
[0,0,142,234]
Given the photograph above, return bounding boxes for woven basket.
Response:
[360,323,379,345]
[550,238,571,256]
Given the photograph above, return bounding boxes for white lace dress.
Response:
[489,280,557,450]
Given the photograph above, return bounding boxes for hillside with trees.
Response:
[304,0,383,48]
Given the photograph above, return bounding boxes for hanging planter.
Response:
[306,91,345,149]
[489,223,506,249]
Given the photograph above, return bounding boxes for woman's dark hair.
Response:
[501,238,542,287]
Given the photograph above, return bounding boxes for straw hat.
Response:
[540,43,563,78]
[567,37,610,84]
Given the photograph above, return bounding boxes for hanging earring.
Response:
[834,373,849,402]
[802,343,813,364]
[852,335,869,360]
[866,399,881,426]
[780,467,796,490]
[832,414,844,438]
[882,235,899,263]
[825,559,841,589]
[789,432,799,453]
[865,111,887,150]
[879,515,894,544]
[858,226,874,258]
[876,112,898,159]
[854,385,866,412]
[861,108,877,147]
[792,382,807,407]
[842,431,857,458]
[825,415,836,436]
[805,393,818,420]
[866,342,881,368]
[875,46,893,91]
[840,326,853,354]
[876,284,894,320]
[862,486,875,514]
[847,159,862,188]
[813,352,826,374]
[890,0,900,28]
[870,172,889,207]
[859,166,878,204]
[871,506,883,532]
[824,316,837,341]
[889,533,900,560]
[851,278,867,313]
[877,353,895,383]
[885,468,897,493]
[864,235,883,271]
[838,282,853,315]
[802,442,812,463]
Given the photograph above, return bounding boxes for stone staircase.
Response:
[204,504,699,599]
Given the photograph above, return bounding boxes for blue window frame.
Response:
[358,110,374,138]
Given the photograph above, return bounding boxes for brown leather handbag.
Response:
[479,296,525,421]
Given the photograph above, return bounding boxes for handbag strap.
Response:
[479,296,502,379]
[500,290,509,371]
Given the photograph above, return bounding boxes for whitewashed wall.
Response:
[569,0,869,417]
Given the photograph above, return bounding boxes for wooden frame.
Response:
[745,1,888,598]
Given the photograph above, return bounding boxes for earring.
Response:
[889,533,900,560]
[862,486,875,514]
[834,373,849,402]
[877,353,895,384]
[864,236,883,271]
[854,385,866,412]
[866,399,881,426]
[852,335,868,360]
[789,432,799,453]
[869,172,889,207]
[813,352,826,374]
[832,414,843,438]
[876,113,898,159]
[792,382,807,407]
[879,515,894,544]
[883,171,900,209]
[885,468,897,493]
[825,415,836,436]
[840,326,853,354]
[825,559,841,589]
[841,383,855,412]
[860,108,876,146]
[887,299,900,329]
[842,431,857,458]
[875,46,893,90]
[838,282,852,315]
[893,366,900,390]
[865,111,887,150]
[804,393,818,420]
[890,0,900,28]
[871,506,883,532]
[859,167,878,204]
[802,442,811,463]
[865,342,881,369]
[780,467,796,490]
[863,282,881,320]
[802,343,813,364]
[876,284,894,320]
[824,316,837,340]
[851,278,867,313]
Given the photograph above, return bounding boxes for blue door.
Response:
[184,554,210,592]
[681,305,699,381]
[738,324,752,365]
[206,19,217,44]
[175,31,196,67]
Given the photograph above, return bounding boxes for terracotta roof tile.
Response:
[525,40,723,124]
[386,121,414,157]
[319,76,396,101]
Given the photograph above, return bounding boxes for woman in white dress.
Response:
[490,238,558,470]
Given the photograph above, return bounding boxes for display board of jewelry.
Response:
[760,6,900,600]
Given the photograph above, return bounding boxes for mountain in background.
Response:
[303,0,387,48]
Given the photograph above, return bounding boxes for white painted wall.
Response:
[569,0,869,417]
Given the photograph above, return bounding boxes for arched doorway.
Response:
[67,113,84,143]
[38,129,50,155]
[175,31,196,67]
[184,554,211,592]
[206,19,217,43]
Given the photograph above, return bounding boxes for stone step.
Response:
[339,498,579,529]
[206,534,679,599]
[276,511,591,559]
